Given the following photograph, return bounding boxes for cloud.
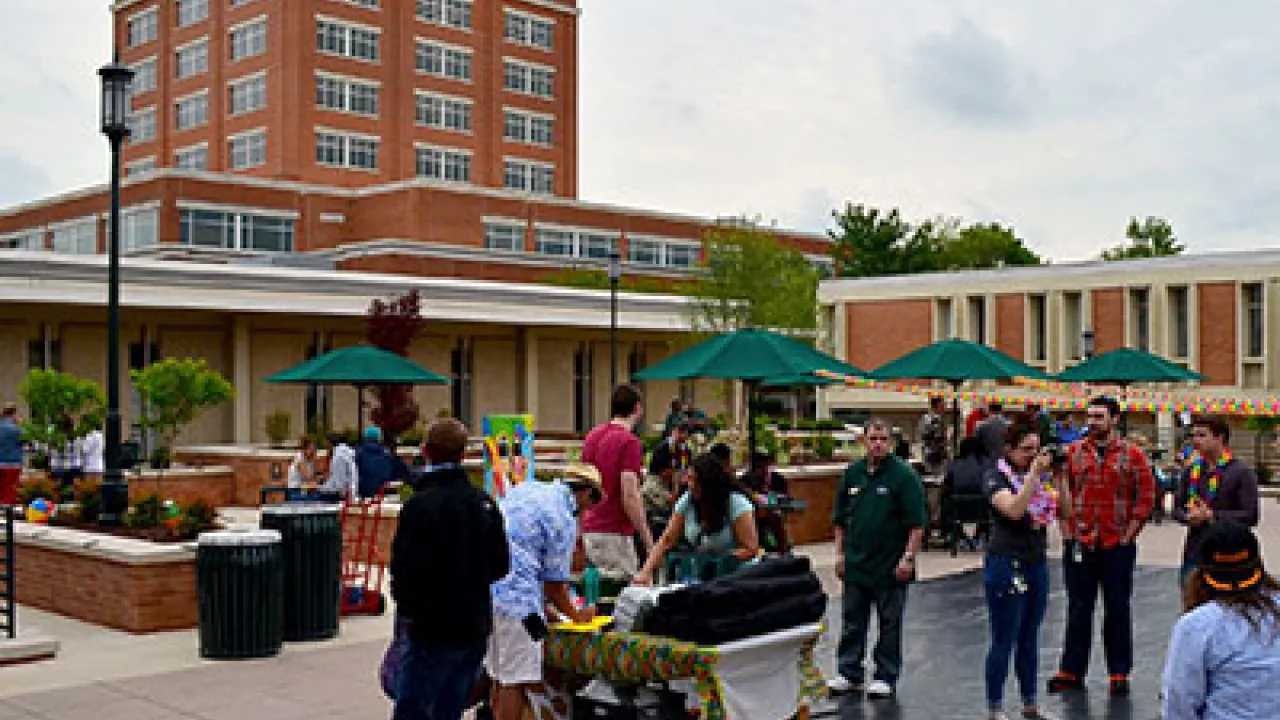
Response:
[0,150,53,204]
[892,19,1034,125]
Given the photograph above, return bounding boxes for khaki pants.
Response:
[582,533,639,580]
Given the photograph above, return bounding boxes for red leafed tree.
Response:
[365,289,427,440]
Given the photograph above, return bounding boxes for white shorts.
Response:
[484,614,543,686]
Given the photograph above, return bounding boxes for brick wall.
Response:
[1091,288,1126,354]
[1198,282,1238,386]
[15,544,196,633]
[127,469,237,507]
[784,469,841,545]
[995,294,1025,361]
[845,299,932,371]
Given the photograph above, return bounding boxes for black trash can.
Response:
[196,528,284,660]
[260,503,343,642]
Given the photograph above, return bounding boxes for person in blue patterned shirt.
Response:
[487,463,602,720]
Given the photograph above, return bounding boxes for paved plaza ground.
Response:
[3,500,1278,719]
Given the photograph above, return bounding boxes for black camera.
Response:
[1048,445,1068,466]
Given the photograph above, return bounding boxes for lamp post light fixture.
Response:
[98,54,134,527]
[1082,329,1096,361]
[608,251,621,389]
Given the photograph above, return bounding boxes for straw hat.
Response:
[561,462,604,501]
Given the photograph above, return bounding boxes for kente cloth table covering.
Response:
[544,622,826,720]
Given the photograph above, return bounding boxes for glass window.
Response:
[317,19,379,62]
[131,57,157,94]
[179,208,293,252]
[504,10,554,50]
[0,230,45,251]
[229,74,267,115]
[242,215,294,252]
[666,243,699,268]
[177,0,209,28]
[579,233,617,260]
[175,144,208,170]
[534,227,574,256]
[175,93,209,131]
[416,0,472,30]
[415,146,470,182]
[1169,287,1190,358]
[176,40,209,80]
[628,238,662,265]
[316,132,379,170]
[128,107,156,144]
[119,207,159,251]
[417,93,471,132]
[230,18,267,61]
[504,109,553,145]
[484,221,524,251]
[1244,283,1265,358]
[415,41,472,81]
[125,157,156,177]
[127,9,158,47]
[51,219,99,255]
[228,131,266,169]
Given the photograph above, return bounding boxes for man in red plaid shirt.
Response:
[1049,396,1157,698]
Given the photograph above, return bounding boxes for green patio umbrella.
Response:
[1055,347,1203,384]
[266,344,449,429]
[632,328,864,467]
[869,339,1048,454]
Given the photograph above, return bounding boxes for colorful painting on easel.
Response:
[482,414,535,499]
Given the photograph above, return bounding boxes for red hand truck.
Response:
[339,485,390,616]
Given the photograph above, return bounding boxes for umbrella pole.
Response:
[747,380,758,473]
[356,384,364,430]
[950,380,962,458]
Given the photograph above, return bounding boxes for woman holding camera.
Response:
[981,422,1061,720]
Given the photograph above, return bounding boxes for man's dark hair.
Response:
[1193,415,1232,444]
[709,443,732,464]
[989,402,1004,414]
[1089,395,1122,418]
[426,418,469,464]
[929,395,945,409]
[610,384,642,419]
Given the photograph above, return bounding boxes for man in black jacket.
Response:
[391,418,510,720]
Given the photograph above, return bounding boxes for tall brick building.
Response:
[817,252,1280,421]
[0,0,830,442]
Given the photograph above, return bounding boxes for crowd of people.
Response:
[0,402,105,505]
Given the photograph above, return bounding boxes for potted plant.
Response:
[18,368,106,466]
[131,358,234,468]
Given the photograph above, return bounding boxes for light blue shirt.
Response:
[673,491,754,553]
[1162,593,1280,720]
[491,480,578,621]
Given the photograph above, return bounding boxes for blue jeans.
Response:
[393,639,486,720]
[984,554,1049,710]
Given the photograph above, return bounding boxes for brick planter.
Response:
[12,523,197,633]
[126,466,237,507]
[780,463,843,546]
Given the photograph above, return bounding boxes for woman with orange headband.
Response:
[1162,520,1280,719]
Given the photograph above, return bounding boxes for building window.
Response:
[29,330,61,372]
[179,207,294,252]
[416,0,472,30]
[503,109,553,146]
[935,298,954,340]
[128,8,159,47]
[230,17,268,61]
[573,344,592,434]
[175,144,208,170]
[627,238,662,265]
[228,130,267,169]
[229,73,268,115]
[315,73,379,116]
[230,0,258,6]
[503,59,554,98]
[315,130,380,171]
[117,206,160,251]
[503,158,554,194]
[450,340,473,427]
[176,39,210,80]
[0,230,45,251]
[415,40,472,81]
[415,92,472,132]
[177,0,209,28]
[484,220,524,251]
[414,145,471,182]
[125,157,156,177]
[1063,292,1084,360]
[666,243,699,268]
[175,92,209,131]
[131,57,158,94]
[128,107,156,144]
[51,218,99,255]
[338,0,379,7]
[1243,283,1265,358]
[1168,286,1190,359]
[316,18,380,62]
[504,9,553,50]
[534,227,574,257]
[578,232,619,260]
[1029,294,1047,362]
[1129,287,1150,351]
[968,296,988,345]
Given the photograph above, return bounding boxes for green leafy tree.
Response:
[828,203,942,278]
[18,369,106,449]
[131,358,234,452]
[1101,216,1184,261]
[692,223,821,333]
[938,222,1043,270]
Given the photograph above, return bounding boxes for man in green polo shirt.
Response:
[830,418,928,699]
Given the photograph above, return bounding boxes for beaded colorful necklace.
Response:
[1188,448,1232,502]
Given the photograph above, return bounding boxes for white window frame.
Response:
[503,8,554,51]
[315,127,381,171]
[415,0,472,31]
[413,143,472,183]
[483,218,525,252]
[228,128,268,169]
[414,38,473,82]
[532,223,622,260]
[0,229,46,251]
[116,203,162,252]
[177,203,296,253]
[50,216,100,255]
[415,91,472,133]
[175,142,209,170]
[503,58,555,99]
[125,156,156,178]
[128,106,157,144]
[664,239,702,268]
[229,15,268,61]
[127,7,159,47]
[174,89,210,132]
[177,0,210,28]
[503,107,554,146]
[228,71,268,116]
[314,71,380,117]
[315,15,381,63]
[503,157,555,194]
[130,56,158,95]
[176,37,210,80]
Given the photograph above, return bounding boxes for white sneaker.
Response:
[866,679,894,699]
[827,675,861,695]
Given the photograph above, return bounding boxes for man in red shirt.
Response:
[1049,396,1156,698]
[580,385,653,579]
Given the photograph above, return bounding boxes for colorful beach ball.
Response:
[26,498,54,524]
[162,500,181,529]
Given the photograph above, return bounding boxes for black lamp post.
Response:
[608,251,621,389]
[98,54,134,526]
[1082,329,1096,360]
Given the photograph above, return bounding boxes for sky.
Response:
[4,2,1280,261]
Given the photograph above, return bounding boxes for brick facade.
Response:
[844,299,932,371]
[1197,282,1238,386]
[995,294,1025,361]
